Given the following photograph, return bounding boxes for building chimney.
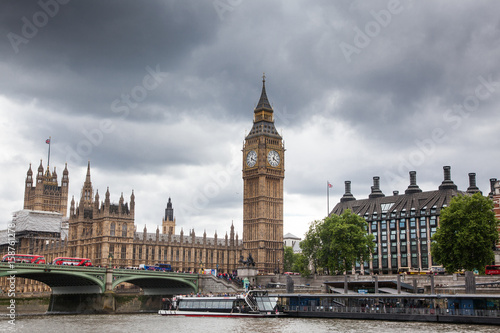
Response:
[466,173,481,194]
[393,190,399,196]
[340,181,356,202]
[369,176,385,199]
[489,178,497,198]
[405,171,422,194]
[438,166,457,190]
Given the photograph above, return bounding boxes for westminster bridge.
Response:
[0,262,200,313]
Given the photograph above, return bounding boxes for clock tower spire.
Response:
[242,76,284,274]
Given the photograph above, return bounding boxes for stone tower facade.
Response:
[67,162,136,267]
[162,197,176,235]
[23,160,69,216]
[242,76,284,273]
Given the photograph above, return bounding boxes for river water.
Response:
[2,314,498,333]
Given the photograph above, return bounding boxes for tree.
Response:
[292,253,311,277]
[283,246,295,272]
[300,210,375,274]
[300,219,322,273]
[431,192,499,274]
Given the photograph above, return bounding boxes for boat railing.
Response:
[283,305,500,318]
[245,293,259,312]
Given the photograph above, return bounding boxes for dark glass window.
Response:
[421,253,428,268]
[391,254,397,268]
[382,255,388,268]
[401,254,407,267]
[411,241,418,252]
[410,230,417,239]
[411,256,418,268]
[400,242,407,253]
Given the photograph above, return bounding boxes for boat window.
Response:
[256,296,276,311]
[179,301,190,309]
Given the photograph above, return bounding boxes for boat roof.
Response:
[176,295,244,300]
[276,293,500,300]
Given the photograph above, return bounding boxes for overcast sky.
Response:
[1,0,499,239]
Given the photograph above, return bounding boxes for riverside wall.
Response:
[1,274,499,315]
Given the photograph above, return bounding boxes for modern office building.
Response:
[330,167,483,274]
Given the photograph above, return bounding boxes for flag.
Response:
[46,138,50,144]
[328,182,333,188]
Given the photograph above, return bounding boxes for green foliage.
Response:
[300,210,375,274]
[292,253,311,277]
[431,193,499,273]
[283,246,311,277]
[283,246,295,272]
[300,219,322,272]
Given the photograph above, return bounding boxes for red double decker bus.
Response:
[52,257,93,266]
[1,254,46,264]
[485,265,500,275]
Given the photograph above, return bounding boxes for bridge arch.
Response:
[112,274,198,295]
[0,265,106,294]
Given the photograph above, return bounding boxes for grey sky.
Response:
[1,0,499,239]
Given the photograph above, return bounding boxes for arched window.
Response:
[110,222,115,236]
[122,224,127,237]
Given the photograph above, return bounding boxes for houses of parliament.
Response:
[0,78,286,291]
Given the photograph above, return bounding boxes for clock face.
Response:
[267,150,280,167]
[246,150,257,167]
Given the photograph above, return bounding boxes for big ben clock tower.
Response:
[243,75,284,274]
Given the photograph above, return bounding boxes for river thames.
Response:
[2,314,499,332]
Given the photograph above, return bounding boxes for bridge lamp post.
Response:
[108,253,114,268]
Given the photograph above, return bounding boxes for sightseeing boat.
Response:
[158,290,283,317]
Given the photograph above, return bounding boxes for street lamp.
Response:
[108,253,113,268]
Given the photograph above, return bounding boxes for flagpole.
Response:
[47,136,51,168]
[327,181,330,217]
